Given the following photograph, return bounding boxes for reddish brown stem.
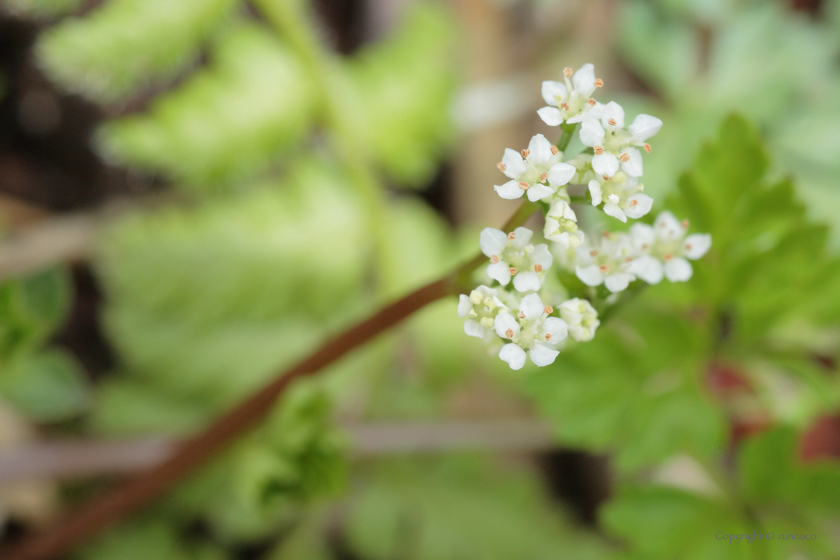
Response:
[0,278,451,560]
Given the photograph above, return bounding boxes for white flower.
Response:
[628,211,711,283]
[574,232,637,293]
[479,227,553,292]
[579,101,662,178]
[457,285,508,339]
[544,198,584,250]
[588,173,653,223]
[558,298,600,342]
[494,294,568,370]
[494,134,575,202]
[537,64,604,127]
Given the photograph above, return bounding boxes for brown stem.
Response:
[0,202,538,560]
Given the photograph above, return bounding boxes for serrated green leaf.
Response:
[37,0,237,102]
[99,24,315,187]
[0,349,89,422]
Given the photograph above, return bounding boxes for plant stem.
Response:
[556,123,578,153]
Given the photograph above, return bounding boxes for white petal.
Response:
[530,244,553,269]
[629,255,663,284]
[480,228,508,257]
[529,343,560,367]
[546,162,575,187]
[654,211,685,241]
[526,183,554,202]
[588,180,602,206]
[464,319,485,338]
[540,317,568,343]
[457,294,472,318]
[604,272,634,293]
[527,134,553,164]
[575,264,604,286]
[548,198,576,220]
[494,180,525,200]
[625,193,653,219]
[519,293,545,320]
[665,257,693,282]
[630,223,655,249]
[601,101,625,129]
[545,226,570,248]
[501,148,527,179]
[541,80,567,106]
[499,343,527,370]
[629,114,663,141]
[487,261,512,285]
[684,234,712,260]
[513,271,542,293]
[603,202,627,223]
[537,106,564,126]
[620,147,644,177]
[494,312,519,339]
[592,152,619,177]
[579,119,605,147]
[510,226,534,249]
[572,63,595,94]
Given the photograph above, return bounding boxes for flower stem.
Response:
[556,122,578,152]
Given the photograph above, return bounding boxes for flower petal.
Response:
[519,293,545,320]
[572,63,595,94]
[625,193,653,219]
[487,261,512,285]
[529,343,560,367]
[537,106,564,126]
[528,134,554,164]
[684,234,712,260]
[664,257,693,282]
[526,183,554,202]
[603,202,627,223]
[480,228,508,257]
[629,114,663,141]
[654,211,685,241]
[575,264,604,286]
[604,272,634,292]
[601,101,625,129]
[579,119,605,147]
[501,148,527,179]
[630,223,655,249]
[629,255,663,284]
[546,162,575,187]
[494,180,525,200]
[499,343,527,370]
[513,271,541,292]
[494,312,519,339]
[541,80,567,106]
[530,244,554,269]
[540,317,568,344]
[620,147,644,177]
[592,152,619,177]
[457,294,472,318]
[510,226,534,249]
[464,319,485,338]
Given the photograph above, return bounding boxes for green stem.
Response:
[556,123,578,152]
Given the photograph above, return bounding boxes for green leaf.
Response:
[79,520,228,560]
[0,349,89,422]
[0,267,72,356]
[37,0,237,102]
[99,24,316,187]
[2,0,82,17]
[345,4,457,187]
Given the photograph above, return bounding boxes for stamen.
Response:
[641,244,649,250]
[490,255,499,264]
[508,232,516,240]
[625,257,633,263]
[550,146,559,155]
[544,305,553,314]
[521,149,530,158]
[681,219,690,228]
[534,264,543,273]
[519,182,529,190]
[593,146,604,155]
[518,312,526,319]
[685,244,692,250]
[540,173,548,182]
[664,254,673,261]
[497,162,507,172]
[587,98,597,106]
[594,78,604,87]
[563,67,573,77]
[619,152,630,162]
[599,264,609,273]
[643,143,652,153]
[603,175,611,181]
[509,267,518,276]
[589,250,598,257]
[608,118,617,126]
[629,199,638,207]
[505,328,514,339]
[545,333,552,341]
[560,102,570,111]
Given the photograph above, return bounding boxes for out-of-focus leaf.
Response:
[2,0,82,17]
[345,457,614,560]
[0,349,88,422]
[0,267,71,357]
[266,509,335,560]
[345,4,457,188]
[79,520,228,560]
[99,24,315,188]
[37,0,237,102]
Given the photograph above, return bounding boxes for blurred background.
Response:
[1,0,840,558]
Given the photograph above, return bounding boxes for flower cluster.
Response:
[459,64,711,370]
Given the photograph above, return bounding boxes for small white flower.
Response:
[629,211,711,284]
[537,64,604,127]
[579,101,662,178]
[479,227,553,292]
[457,285,508,339]
[544,198,584,250]
[574,232,637,293]
[494,293,568,370]
[558,298,600,342]
[494,134,575,202]
[588,173,653,223]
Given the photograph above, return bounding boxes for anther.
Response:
[508,232,516,240]
[521,149,530,158]
[544,305,553,314]
[629,199,638,207]
[625,257,633,263]
[594,146,604,155]
[641,244,649,250]
[545,333,552,341]
[603,175,611,181]
[643,143,652,153]
[509,267,517,276]
[681,220,689,228]
[590,250,598,257]
[534,264,543,273]
[505,328,514,339]
[594,78,604,87]
[587,98,597,106]
[497,162,507,172]
[519,182,529,190]
[599,264,609,273]
[564,67,573,77]
[518,312,526,319]
[619,152,630,162]
[490,255,499,264]
[608,118,617,126]
[685,244,692,250]
[540,173,548,182]
[560,102,570,110]
[550,145,559,155]
[664,254,673,261]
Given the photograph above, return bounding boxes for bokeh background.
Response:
[1,0,840,558]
